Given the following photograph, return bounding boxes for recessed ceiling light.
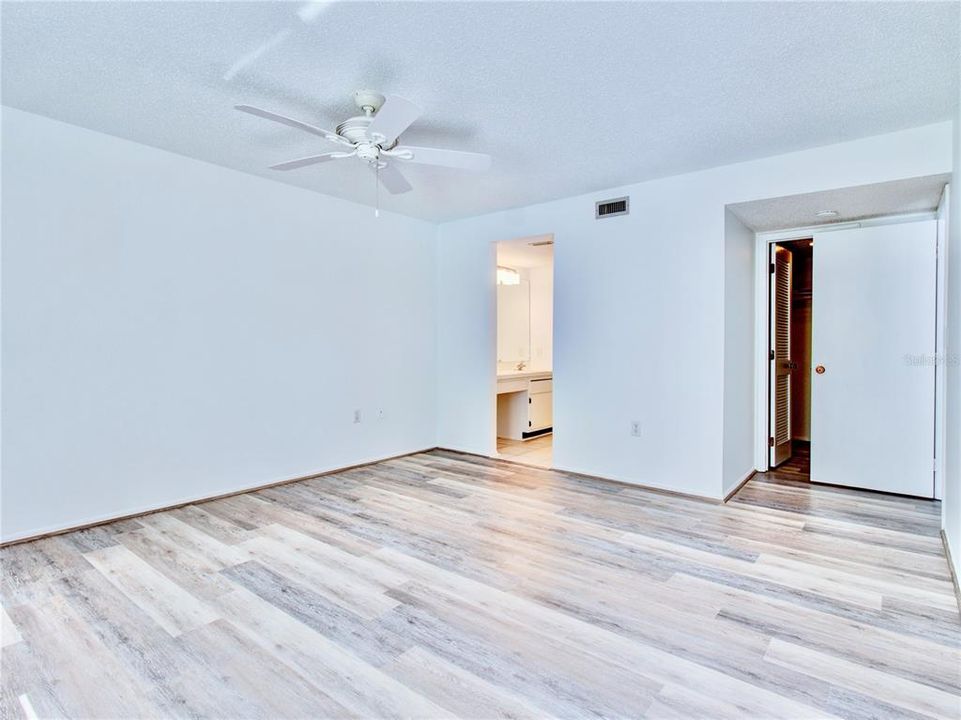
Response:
[815,210,839,218]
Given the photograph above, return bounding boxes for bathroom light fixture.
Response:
[815,210,839,218]
[497,266,520,285]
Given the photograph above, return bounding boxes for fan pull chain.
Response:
[374,163,380,218]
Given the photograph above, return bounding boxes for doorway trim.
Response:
[752,210,942,482]
[935,185,951,500]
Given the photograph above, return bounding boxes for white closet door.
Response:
[769,245,793,467]
[810,221,936,497]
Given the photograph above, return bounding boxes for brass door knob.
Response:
[815,365,825,375]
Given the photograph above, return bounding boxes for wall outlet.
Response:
[377,408,385,421]
[353,409,362,424]
[630,421,641,437]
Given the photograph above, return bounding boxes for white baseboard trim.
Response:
[1,446,437,546]
[723,469,758,503]
[549,463,721,503]
[434,447,721,502]
[941,530,961,614]
[435,444,497,458]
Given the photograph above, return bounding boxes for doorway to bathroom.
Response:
[493,234,554,468]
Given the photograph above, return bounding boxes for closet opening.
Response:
[768,238,812,481]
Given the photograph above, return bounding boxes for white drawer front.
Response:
[497,378,529,395]
[529,378,553,394]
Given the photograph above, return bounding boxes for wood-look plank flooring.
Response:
[765,440,811,484]
[495,435,552,469]
[2,449,958,719]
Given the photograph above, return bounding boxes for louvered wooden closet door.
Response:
[769,245,793,467]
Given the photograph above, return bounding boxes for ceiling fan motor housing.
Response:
[335,115,397,153]
[356,143,380,162]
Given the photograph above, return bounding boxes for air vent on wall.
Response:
[595,196,629,219]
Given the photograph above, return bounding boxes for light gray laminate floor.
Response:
[495,435,552,468]
[1,449,958,719]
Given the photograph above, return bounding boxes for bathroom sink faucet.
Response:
[516,361,526,371]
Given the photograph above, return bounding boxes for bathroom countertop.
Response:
[496,369,552,381]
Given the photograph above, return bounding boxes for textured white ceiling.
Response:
[729,174,952,232]
[2,2,958,221]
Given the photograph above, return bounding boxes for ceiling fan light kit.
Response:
[235,89,491,214]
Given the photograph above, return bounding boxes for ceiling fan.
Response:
[235,90,491,195]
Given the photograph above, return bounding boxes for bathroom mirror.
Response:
[497,280,530,364]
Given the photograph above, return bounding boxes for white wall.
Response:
[1,108,437,542]
[944,91,961,579]
[722,209,756,496]
[436,122,953,499]
[3,109,955,542]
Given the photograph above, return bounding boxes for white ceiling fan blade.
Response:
[391,145,491,172]
[365,95,422,145]
[269,153,346,171]
[375,162,413,195]
[235,105,350,145]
